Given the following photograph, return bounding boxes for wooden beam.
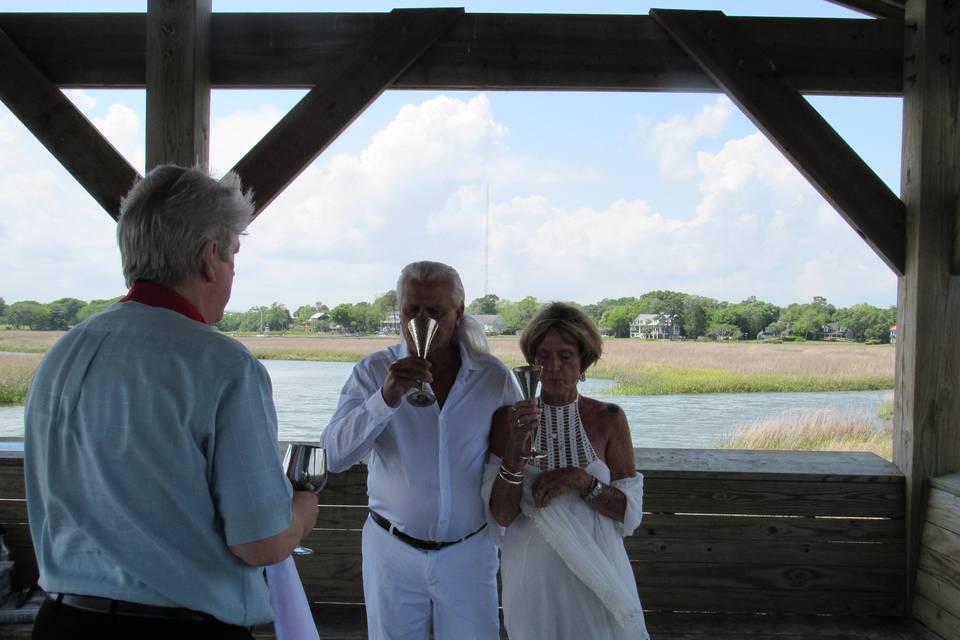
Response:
[827,0,906,19]
[651,9,906,275]
[0,27,139,220]
[146,0,210,170]
[0,13,904,96]
[231,8,463,216]
[895,0,960,612]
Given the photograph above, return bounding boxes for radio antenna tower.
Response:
[483,181,490,297]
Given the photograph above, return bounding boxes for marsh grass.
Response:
[0,353,42,405]
[716,409,893,460]
[0,332,896,402]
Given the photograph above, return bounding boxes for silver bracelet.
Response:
[584,477,604,502]
[499,463,523,479]
[498,468,524,485]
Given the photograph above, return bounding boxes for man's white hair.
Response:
[396,261,490,360]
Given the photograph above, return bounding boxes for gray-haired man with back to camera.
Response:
[24,165,319,640]
[322,260,521,640]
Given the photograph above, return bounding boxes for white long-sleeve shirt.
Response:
[322,341,521,542]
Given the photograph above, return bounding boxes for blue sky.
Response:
[0,1,902,312]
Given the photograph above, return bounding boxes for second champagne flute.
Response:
[511,365,547,461]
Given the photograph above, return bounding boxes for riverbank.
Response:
[0,331,895,405]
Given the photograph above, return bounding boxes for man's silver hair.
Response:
[117,165,253,288]
[397,260,490,360]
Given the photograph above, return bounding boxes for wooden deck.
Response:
[0,446,946,639]
[0,607,945,639]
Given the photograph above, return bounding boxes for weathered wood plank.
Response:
[233,8,463,216]
[896,0,960,607]
[0,26,140,219]
[4,522,38,591]
[637,448,904,481]
[916,567,960,632]
[639,513,905,542]
[0,13,904,95]
[145,0,210,169]
[931,473,960,498]
[625,535,904,567]
[921,522,960,578]
[315,505,367,530]
[635,560,903,593]
[645,611,942,639]
[0,499,27,524]
[640,585,906,616]
[651,9,905,275]
[913,592,960,640]
[644,477,904,517]
[927,488,960,537]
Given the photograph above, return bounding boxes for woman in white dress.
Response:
[482,303,648,640]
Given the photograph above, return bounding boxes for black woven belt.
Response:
[51,593,208,622]
[369,510,487,551]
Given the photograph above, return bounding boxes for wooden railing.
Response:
[0,446,907,617]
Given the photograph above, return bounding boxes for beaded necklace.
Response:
[535,396,598,472]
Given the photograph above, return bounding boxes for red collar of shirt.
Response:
[121,280,207,324]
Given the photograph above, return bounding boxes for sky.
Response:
[0,1,903,314]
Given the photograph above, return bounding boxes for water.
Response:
[0,360,892,448]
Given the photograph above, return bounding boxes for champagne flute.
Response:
[406,316,439,407]
[512,365,547,461]
[282,443,328,556]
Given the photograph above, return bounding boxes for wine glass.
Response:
[282,443,328,556]
[512,365,547,461]
[406,316,439,407]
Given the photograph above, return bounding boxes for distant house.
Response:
[380,310,401,335]
[308,311,329,331]
[630,313,681,339]
[890,325,897,345]
[819,321,852,341]
[471,314,506,335]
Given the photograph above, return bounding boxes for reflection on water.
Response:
[0,359,892,449]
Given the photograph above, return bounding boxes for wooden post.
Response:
[896,0,960,609]
[146,0,210,170]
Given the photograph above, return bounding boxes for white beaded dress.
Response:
[481,398,648,640]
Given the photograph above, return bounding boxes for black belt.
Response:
[50,593,210,623]
[369,510,487,551]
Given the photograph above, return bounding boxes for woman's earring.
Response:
[579,372,586,382]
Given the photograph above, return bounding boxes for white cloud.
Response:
[63,89,97,114]
[0,92,896,312]
[646,95,734,181]
[92,104,143,173]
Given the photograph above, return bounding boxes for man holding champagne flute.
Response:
[24,165,319,639]
[322,260,523,640]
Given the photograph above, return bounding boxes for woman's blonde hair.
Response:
[520,302,602,373]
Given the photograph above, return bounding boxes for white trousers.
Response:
[361,515,500,640]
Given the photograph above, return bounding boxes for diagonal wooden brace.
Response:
[651,9,906,276]
[0,26,140,220]
[230,8,465,218]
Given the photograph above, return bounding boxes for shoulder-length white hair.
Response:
[396,261,490,361]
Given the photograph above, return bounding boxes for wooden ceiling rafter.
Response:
[651,8,906,276]
[0,26,140,220]
[0,13,904,96]
[231,8,465,217]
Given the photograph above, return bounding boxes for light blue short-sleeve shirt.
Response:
[24,302,292,626]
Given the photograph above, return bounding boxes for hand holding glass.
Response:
[406,316,439,407]
[282,443,328,555]
[512,365,546,461]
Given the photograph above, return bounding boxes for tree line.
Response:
[0,290,896,343]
